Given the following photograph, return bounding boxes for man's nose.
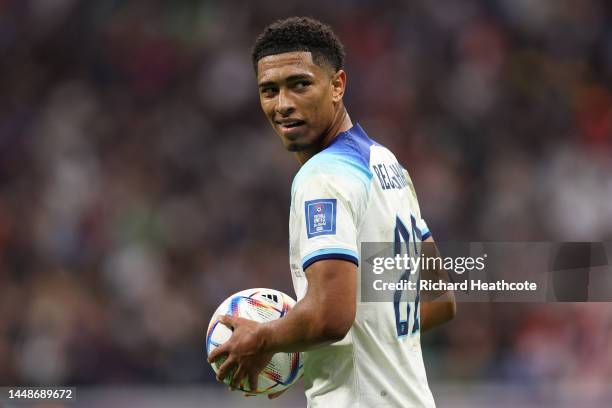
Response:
[275,88,295,117]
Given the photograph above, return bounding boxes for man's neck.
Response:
[294,107,353,165]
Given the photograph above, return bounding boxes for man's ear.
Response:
[331,70,346,103]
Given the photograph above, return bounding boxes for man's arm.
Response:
[262,259,356,351]
[419,236,456,332]
[207,259,356,389]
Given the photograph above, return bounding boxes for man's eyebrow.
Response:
[258,74,314,88]
[285,74,314,82]
[258,80,276,89]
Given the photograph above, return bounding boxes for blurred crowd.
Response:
[1,0,611,394]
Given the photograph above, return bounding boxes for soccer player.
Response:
[208,17,456,407]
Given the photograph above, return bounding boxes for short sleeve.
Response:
[417,218,431,241]
[290,172,367,271]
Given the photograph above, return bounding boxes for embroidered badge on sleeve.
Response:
[304,199,337,238]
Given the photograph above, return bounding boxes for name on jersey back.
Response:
[372,162,408,191]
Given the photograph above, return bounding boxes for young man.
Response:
[208,17,455,407]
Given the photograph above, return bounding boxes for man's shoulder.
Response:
[291,124,380,196]
[291,149,369,199]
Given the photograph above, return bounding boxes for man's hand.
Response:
[207,259,356,394]
[207,315,274,392]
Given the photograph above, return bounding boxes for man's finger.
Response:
[230,364,246,390]
[218,315,237,328]
[216,355,236,382]
[207,343,229,364]
[248,370,259,393]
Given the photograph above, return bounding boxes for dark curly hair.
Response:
[252,17,345,73]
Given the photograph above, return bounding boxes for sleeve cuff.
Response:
[301,248,359,270]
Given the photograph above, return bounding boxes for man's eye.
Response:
[294,81,310,90]
[261,88,277,97]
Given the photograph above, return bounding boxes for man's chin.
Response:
[286,142,309,152]
[281,134,310,152]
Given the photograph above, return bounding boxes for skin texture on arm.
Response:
[207,259,357,391]
[262,259,357,352]
[419,236,456,332]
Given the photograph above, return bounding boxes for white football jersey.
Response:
[289,124,435,408]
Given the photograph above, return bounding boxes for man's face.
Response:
[257,52,341,152]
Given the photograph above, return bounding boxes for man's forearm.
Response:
[258,259,356,354]
[419,237,456,332]
[420,291,456,333]
[259,295,348,354]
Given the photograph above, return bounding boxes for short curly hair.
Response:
[252,17,345,73]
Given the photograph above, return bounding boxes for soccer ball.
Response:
[205,288,303,394]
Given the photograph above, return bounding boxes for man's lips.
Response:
[275,118,305,127]
[275,119,306,135]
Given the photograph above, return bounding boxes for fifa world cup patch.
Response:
[305,199,337,238]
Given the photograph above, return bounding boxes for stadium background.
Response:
[1,0,611,406]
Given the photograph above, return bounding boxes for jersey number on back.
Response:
[393,215,421,337]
